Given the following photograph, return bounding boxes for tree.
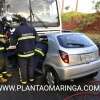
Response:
[92,0,100,13]
[95,1,100,13]
[75,0,79,12]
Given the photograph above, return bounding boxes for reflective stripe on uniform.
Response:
[18,52,34,58]
[0,34,6,38]
[34,48,45,56]
[2,71,7,74]
[0,47,4,51]
[18,36,35,41]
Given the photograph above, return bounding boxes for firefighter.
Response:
[1,17,12,78]
[11,17,38,84]
[34,35,48,72]
[0,19,12,83]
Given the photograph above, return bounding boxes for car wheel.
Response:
[45,68,60,85]
[87,72,98,78]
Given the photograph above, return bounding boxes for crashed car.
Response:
[42,31,100,85]
[2,0,100,85]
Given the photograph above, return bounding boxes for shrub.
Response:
[62,12,98,31]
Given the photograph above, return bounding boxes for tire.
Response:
[87,72,98,78]
[45,67,60,85]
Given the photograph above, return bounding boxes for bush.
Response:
[62,12,84,22]
[62,12,98,31]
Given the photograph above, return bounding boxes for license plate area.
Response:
[81,53,96,63]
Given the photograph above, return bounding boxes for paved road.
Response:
[0,68,100,100]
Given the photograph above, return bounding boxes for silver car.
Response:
[42,31,100,85]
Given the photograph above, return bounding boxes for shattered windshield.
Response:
[3,0,59,27]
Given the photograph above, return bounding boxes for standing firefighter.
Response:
[0,18,11,83]
[11,17,37,84]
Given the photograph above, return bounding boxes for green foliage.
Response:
[62,12,84,22]
[95,1,100,12]
[62,11,100,43]
[62,12,98,31]
[62,12,96,23]
[79,13,96,30]
[73,27,82,32]
[86,32,100,43]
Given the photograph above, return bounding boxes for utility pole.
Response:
[0,0,3,16]
[29,0,33,25]
[75,0,79,12]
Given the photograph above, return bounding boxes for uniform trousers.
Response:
[18,55,36,81]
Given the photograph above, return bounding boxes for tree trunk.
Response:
[75,0,79,12]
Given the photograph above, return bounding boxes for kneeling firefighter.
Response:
[34,35,48,73]
[0,18,12,83]
[11,17,38,84]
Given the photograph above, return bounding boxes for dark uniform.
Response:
[2,17,14,69]
[12,18,37,84]
[34,36,48,71]
[0,20,11,83]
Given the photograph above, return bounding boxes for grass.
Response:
[85,32,100,43]
[62,12,98,31]
[62,12,97,22]
[62,12,100,43]
[62,12,84,22]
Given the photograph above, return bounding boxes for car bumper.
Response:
[55,59,100,81]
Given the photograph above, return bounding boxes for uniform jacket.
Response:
[12,22,37,57]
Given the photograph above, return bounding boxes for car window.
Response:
[3,0,59,27]
[57,34,93,48]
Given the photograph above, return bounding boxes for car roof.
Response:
[46,31,84,38]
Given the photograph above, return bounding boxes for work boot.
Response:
[28,78,35,84]
[0,74,7,83]
[20,80,27,85]
[2,72,12,78]
[29,78,35,84]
